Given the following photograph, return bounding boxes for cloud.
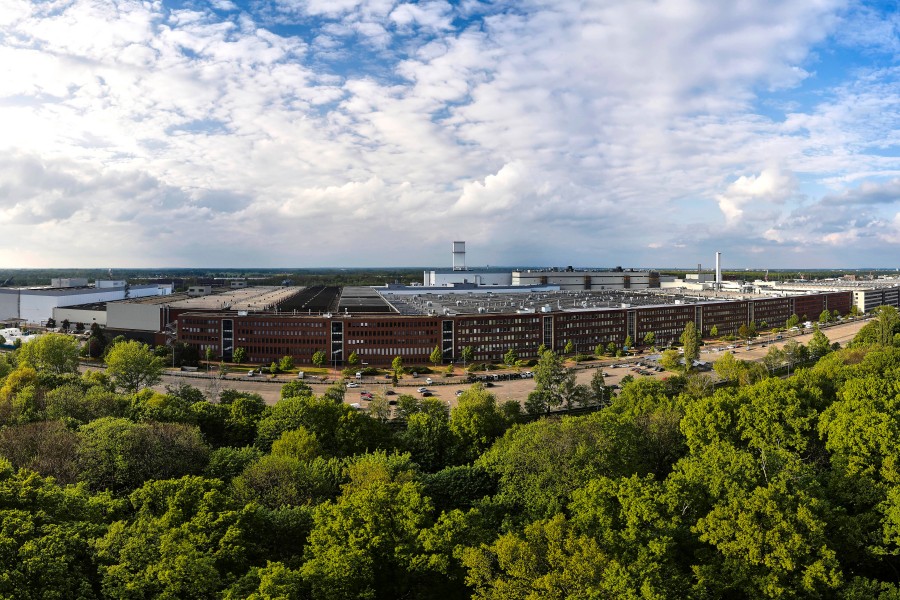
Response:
[5,0,900,268]
[715,168,795,226]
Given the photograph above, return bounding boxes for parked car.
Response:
[425,378,433,385]
[417,387,427,393]
[347,382,359,388]
[456,390,464,396]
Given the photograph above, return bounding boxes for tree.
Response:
[301,453,433,600]
[232,346,247,364]
[606,342,616,355]
[738,324,750,340]
[875,305,900,346]
[594,343,604,356]
[819,309,832,324]
[786,314,800,329]
[782,339,807,374]
[60,319,70,332]
[528,351,577,415]
[450,384,509,463]
[849,304,860,317]
[659,349,681,372]
[392,356,404,377]
[808,326,831,358]
[503,348,518,366]
[312,350,326,367]
[680,321,700,368]
[564,340,575,355]
[16,333,80,375]
[279,355,294,372]
[624,335,633,350]
[710,324,719,337]
[347,351,359,366]
[280,380,313,400]
[589,368,608,408]
[430,345,443,366]
[461,346,474,366]
[77,418,209,492]
[643,331,655,347]
[105,340,164,393]
[762,346,786,374]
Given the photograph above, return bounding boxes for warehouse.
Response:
[174,289,855,367]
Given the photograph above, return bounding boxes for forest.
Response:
[2,324,900,599]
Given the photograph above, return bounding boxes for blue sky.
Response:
[3,0,900,269]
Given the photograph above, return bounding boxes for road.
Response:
[144,317,871,409]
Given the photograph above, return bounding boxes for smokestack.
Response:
[697,263,701,276]
[715,252,722,287]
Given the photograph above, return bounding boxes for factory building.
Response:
[175,289,855,367]
[511,269,660,290]
[0,282,173,325]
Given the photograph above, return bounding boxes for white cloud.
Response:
[7,0,900,268]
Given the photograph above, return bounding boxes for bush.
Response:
[573,353,594,363]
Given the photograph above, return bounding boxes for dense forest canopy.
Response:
[4,324,900,598]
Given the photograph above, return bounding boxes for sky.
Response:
[3,0,900,269]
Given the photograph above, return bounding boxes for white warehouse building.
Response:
[0,283,173,325]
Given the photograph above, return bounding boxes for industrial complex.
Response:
[4,243,899,367]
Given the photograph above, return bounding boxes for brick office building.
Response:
[176,291,854,367]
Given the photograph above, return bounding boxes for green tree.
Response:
[503,348,518,366]
[279,355,294,372]
[786,314,800,329]
[17,333,80,375]
[392,356,404,377]
[680,321,700,368]
[710,324,719,337]
[461,346,474,366]
[819,309,832,324]
[527,350,577,415]
[643,331,655,347]
[605,342,616,356]
[594,343,604,356]
[808,326,832,358]
[301,455,434,600]
[589,368,607,407]
[849,304,860,317]
[738,323,750,340]
[347,351,360,366]
[94,476,262,598]
[232,346,247,364]
[875,305,900,346]
[77,418,209,492]
[312,350,327,367]
[762,345,786,374]
[105,340,164,393]
[280,380,313,400]
[430,345,443,366]
[450,384,509,463]
[624,335,633,350]
[659,349,681,371]
[564,340,575,355]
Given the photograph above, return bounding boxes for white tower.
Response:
[715,252,722,288]
[452,241,466,271]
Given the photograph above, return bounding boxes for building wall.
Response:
[0,290,19,322]
[52,307,107,327]
[175,291,854,366]
[107,302,165,332]
[751,297,794,328]
[425,271,513,286]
